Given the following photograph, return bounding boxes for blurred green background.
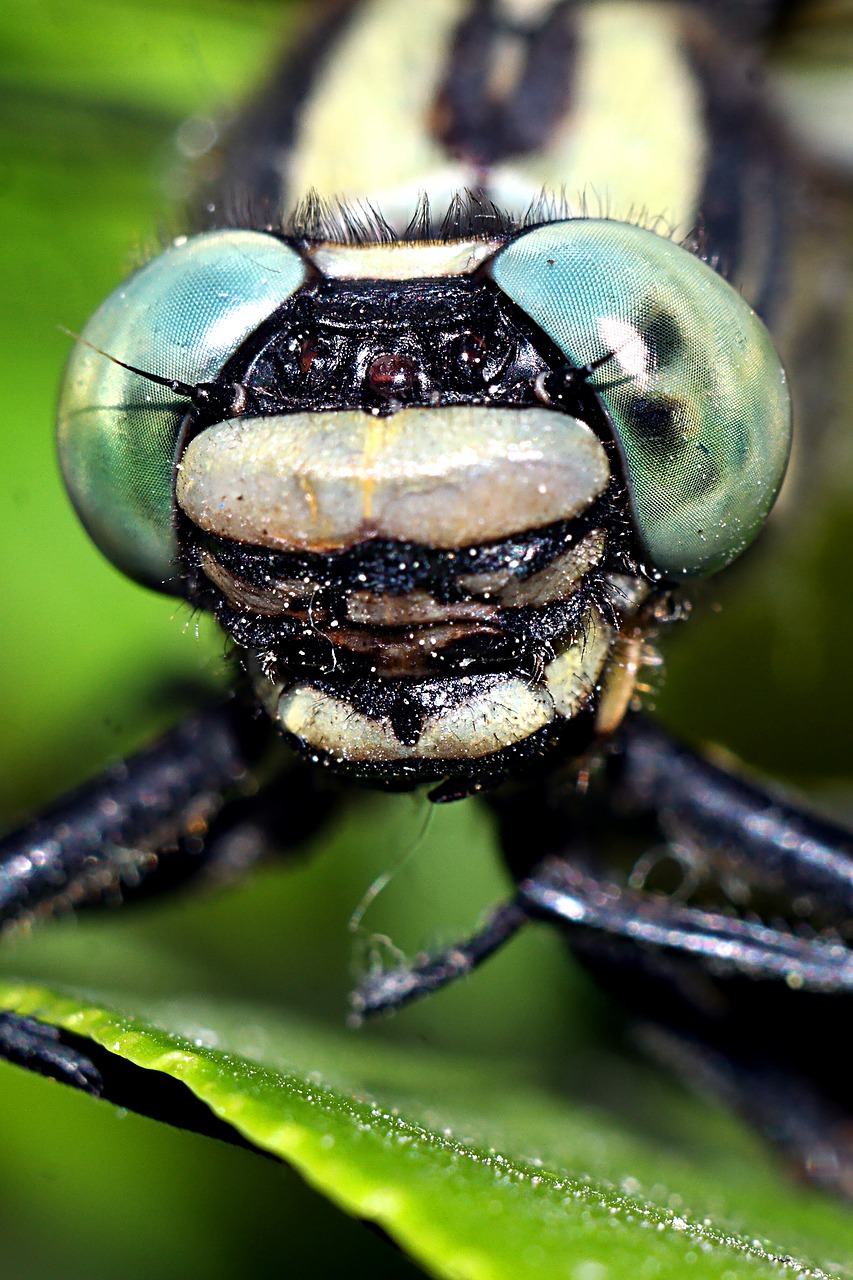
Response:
[0,1,851,1276]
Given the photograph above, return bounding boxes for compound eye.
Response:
[489,219,792,577]
[57,229,307,590]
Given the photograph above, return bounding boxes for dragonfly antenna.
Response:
[58,325,212,405]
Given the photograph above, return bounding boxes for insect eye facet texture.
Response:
[57,229,307,589]
[490,219,793,576]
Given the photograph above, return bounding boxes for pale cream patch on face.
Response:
[176,406,610,552]
[497,0,561,19]
[344,590,497,628]
[544,610,612,718]
[277,678,555,763]
[309,240,502,280]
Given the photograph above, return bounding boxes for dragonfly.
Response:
[1,0,852,1206]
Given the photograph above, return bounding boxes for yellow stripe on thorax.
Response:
[286,0,468,219]
[495,3,706,234]
[285,0,706,236]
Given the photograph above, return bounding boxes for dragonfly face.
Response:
[57,215,789,785]
[4,0,853,1200]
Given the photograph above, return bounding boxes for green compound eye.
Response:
[57,229,308,591]
[490,219,792,577]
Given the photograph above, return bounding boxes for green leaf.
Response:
[2,978,853,1280]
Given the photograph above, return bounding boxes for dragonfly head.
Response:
[57,218,791,787]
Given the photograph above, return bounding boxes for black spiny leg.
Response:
[551,716,853,1194]
[351,900,527,1021]
[353,714,853,1011]
[0,698,333,1091]
[0,1013,102,1094]
[352,715,853,1192]
[0,699,269,927]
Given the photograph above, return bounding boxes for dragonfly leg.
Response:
[637,1024,853,1198]
[354,713,853,1016]
[519,857,853,989]
[350,836,853,1020]
[502,715,853,1192]
[608,714,853,917]
[0,1012,102,1095]
[0,698,336,1083]
[353,716,853,1192]
[0,1009,278,1152]
[0,699,270,931]
[0,696,338,928]
[350,899,527,1022]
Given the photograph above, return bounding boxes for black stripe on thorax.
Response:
[205,0,580,229]
[683,0,803,41]
[436,0,578,169]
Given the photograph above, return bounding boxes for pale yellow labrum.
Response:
[308,240,502,281]
[176,406,610,552]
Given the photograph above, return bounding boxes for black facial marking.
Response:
[189,498,613,602]
[186,275,553,423]
[186,506,616,688]
[388,686,429,747]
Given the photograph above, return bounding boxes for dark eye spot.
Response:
[445,332,490,390]
[458,333,488,367]
[622,395,721,497]
[623,395,684,456]
[642,309,685,370]
[450,332,488,370]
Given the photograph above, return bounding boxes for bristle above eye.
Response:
[286,190,397,243]
[203,185,695,249]
[208,188,585,245]
[284,189,522,244]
